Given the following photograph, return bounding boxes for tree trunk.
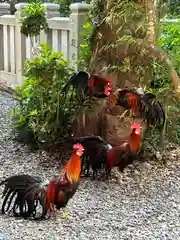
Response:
[89,0,180,97]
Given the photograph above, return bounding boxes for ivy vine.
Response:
[20,2,49,37]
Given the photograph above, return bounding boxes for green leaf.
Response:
[12,43,77,146]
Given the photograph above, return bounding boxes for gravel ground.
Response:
[0,91,180,240]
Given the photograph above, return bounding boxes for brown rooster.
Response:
[62,71,112,102]
[72,123,142,181]
[108,88,165,128]
[0,143,84,220]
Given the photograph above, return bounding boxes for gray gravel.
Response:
[0,91,180,240]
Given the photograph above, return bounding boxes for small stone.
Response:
[164,191,169,197]
[156,151,162,160]
[133,174,141,182]
[134,169,140,175]
[158,215,166,222]
[0,233,8,240]
[139,162,153,170]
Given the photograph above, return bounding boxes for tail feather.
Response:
[72,135,106,145]
[141,93,165,126]
[62,73,77,94]
[20,186,47,219]
[1,188,14,214]
[72,135,109,175]
[62,71,90,102]
[0,174,47,219]
[72,135,110,153]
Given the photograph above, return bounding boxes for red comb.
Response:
[73,143,84,150]
[104,87,112,96]
[107,79,112,86]
[131,123,141,129]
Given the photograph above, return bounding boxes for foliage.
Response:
[158,21,180,72]
[78,0,109,71]
[78,20,94,70]
[86,0,152,87]
[148,21,180,145]
[162,0,180,18]
[12,44,77,146]
[20,2,48,37]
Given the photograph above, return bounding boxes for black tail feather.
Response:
[72,135,107,145]
[62,71,90,102]
[0,174,48,220]
[141,93,165,127]
[62,73,77,94]
[72,136,109,178]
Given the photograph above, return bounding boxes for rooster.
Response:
[0,143,84,220]
[108,88,165,128]
[62,71,112,102]
[73,136,112,179]
[72,123,141,181]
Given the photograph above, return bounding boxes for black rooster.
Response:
[72,122,141,180]
[73,136,111,178]
[62,71,112,102]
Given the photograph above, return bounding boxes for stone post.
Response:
[40,3,59,44]
[0,3,10,16]
[69,3,90,71]
[0,3,10,71]
[14,3,28,85]
[42,3,59,19]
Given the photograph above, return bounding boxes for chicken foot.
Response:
[61,207,73,220]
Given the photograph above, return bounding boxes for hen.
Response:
[108,88,165,128]
[62,71,112,102]
[72,123,141,180]
[0,143,84,220]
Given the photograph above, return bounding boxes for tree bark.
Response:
[89,0,180,98]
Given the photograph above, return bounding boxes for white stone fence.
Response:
[0,2,90,88]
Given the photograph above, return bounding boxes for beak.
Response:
[135,129,141,135]
[76,152,80,156]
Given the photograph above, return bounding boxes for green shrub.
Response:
[159,21,180,71]
[20,2,48,37]
[12,43,77,146]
